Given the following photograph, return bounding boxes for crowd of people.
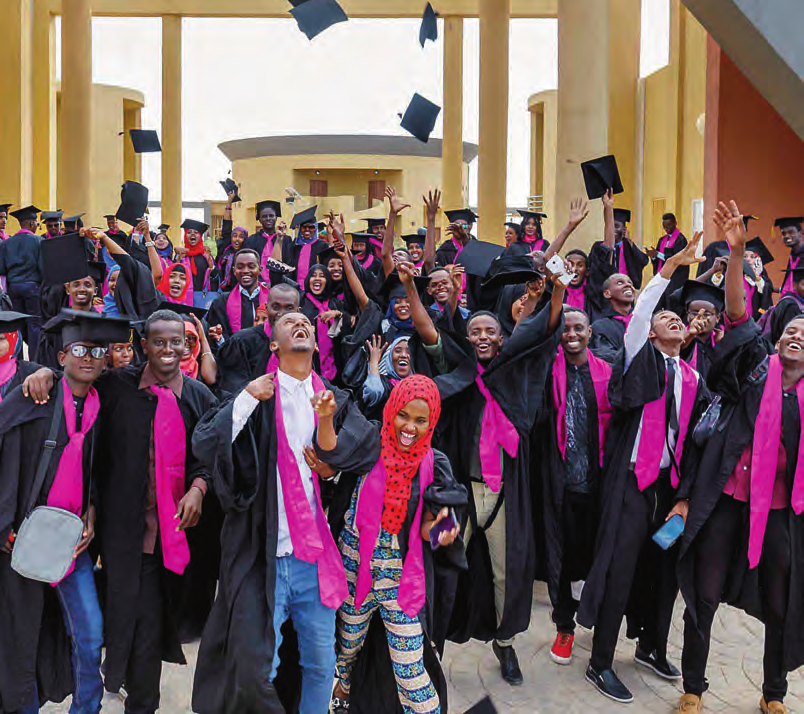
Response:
[0,183,803,714]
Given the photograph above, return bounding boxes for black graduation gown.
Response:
[435,305,561,643]
[651,232,689,306]
[589,309,631,363]
[768,294,804,345]
[0,380,96,711]
[91,366,218,693]
[208,288,261,340]
[588,239,650,292]
[698,239,727,276]
[576,341,710,631]
[435,236,475,267]
[0,360,42,400]
[502,238,551,257]
[190,382,381,714]
[112,252,160,349]
[681,335,717,386]
[284,239,330,288]
[678,319,804,672]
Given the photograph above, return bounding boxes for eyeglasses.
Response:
[686,310,718,319]
[69,344,108,359]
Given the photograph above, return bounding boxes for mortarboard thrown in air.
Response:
[401,93,441,143]
[44,308,132,348]
[220,177,242,204]
[580,154,624,200]
[290,0,348,41]
[613,208,632,224]
[256,199,282,218]
[10,205,41,223]
[445,208,478,226]
[116,181,149,227]
[181,218,210,235]
[129,129,162,154]
[291,205,318,229]
[419,3,438,47]
[0,311,31,334]
[745,236,774,265]
[774,216,804,230]
[679,280,725,312]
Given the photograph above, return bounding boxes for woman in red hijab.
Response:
[180,315,218,386]
[323,375,467,714]
[157,264,192,306]
[0,312,39,401]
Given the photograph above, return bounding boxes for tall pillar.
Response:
[477,0,510,243]
[123,103,143,183]
[162,15,183,237]
[32,3,56,210]
[59,0,92,215]
[441,16,464,211]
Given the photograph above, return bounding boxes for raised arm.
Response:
[137,220,164,284]
[399,261,438,346]
[422,189,440,274]
[543,198,589,261]
[193,314,218,385]
[382,187,410,277]
[714,200,748,323]
[602,189,615,253]
[334,230,369,312]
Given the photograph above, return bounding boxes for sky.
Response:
[55,0,668,214]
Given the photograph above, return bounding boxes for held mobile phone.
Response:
[652,514,685,550]
[545,255,565,275]
[429,508,458,550]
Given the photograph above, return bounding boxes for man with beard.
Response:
[207,249,269,340]
[589,273,637,362]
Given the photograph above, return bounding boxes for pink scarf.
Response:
[263,322,280,374]
[360,253,375,270]
[522,236,547,251]
[226,284,269,334]
[0,231,8,241]
[354,450,434,617]
[150,385,191,574]
[782,256,801,296]
[747,355,804,568]
[617,243,627,275]
[0,358,17,401]
[451,237,468,291]
[656,228,681,270]
[634,358,698,491]
[552,348,612,466]
[260,232,277,284]
[475,364,519,492]
[565,281,586,310]
[274,371,347,609]
[306,295,337,380]
[685,334,716,373]
[613,313,633,329]
[744,277,756,315]
[296,241,315,287]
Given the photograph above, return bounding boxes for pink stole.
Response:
[361,254,376,270]
[552,348,612,467]
[0,359,16,402]
[744,277,756,314]
[274,371,347,609]
[656,228,681,269]
[617,243,627,275]
[633,358,698,491]
[307,295,337,380]
[613,313,633,330]
[452,237,468,291]
[150,385,191,574]
[565,281,586,310]
[259,232,277,284]
[296,241,315,287]
[0,231,8,241]
[747,355,804,567]
[354,450,434,617]
[226,284,269,334]
[782,256,801,296]
[475,364,519,492]
[263,322,280,374]
[522,236,547,252]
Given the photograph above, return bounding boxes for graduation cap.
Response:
[613,208,631,224]
[362,217,386,230]
[445,208,478,226]
[481,254,541,288]
[774,216,803,230]
[742,214,758,229]
[290,0,348,41]
[402,234,425,247]
[116,181,149,227]
[516,209,547,222]
[378,271,430,302]
[745,236,774,265]
[63,213,85,231]
[679,280,725,312]
[181,218,209,235]
[455,240,505,277]
[400,93,441,143]
[103,214,117,220]
[504,221,522,237]
[157,224,170,233]
[315,246,343,266]
[156,301,209,322]
[349,232,375,245]
[0,203,12,214]
[256,199,282,218]
[419,2,438,47]
[291,205,318,229]
[219,178,242,204]
[10,205,41,223]
[464,696,498,714]
[0,310,31,334]
[88,260,108,285]
[129,129,162,154]
[580,154,624,200]
[40,210,64,222]
[44,308,132,347]
[41,233,95,286]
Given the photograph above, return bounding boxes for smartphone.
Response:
[429,508,458,550]
[652,514,685,550]
[545,255,565,275]
[558,272,574,286]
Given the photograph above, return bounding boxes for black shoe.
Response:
[492,641,524,685]
[634,645,681,680]
[585,664,634,703]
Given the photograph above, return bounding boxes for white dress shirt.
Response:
[231,370,318,556]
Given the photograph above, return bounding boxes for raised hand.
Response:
[668,231,705,267]
[450,264,465,294]
[602,188,614,210]
[424,189,441,222]
[567,197,589,228]
[713,200,747,250]
[311,390,337,419]
[366,334,386,369]
[445,222,469,243]
[385,186,410,215]
[397,261,416,286]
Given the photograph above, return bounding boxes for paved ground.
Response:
[43,582,803,713]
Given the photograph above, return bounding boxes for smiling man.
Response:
[777,216,804,297]
[190,311,380,714]
[589,273,637,362]
[207,249,269,339]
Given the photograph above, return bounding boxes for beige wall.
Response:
[528,90,557,239]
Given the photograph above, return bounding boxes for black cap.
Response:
[40,210,64,221]
[0,203,12,214]
[481,254,540,288]
[291,205,318,229]
[44,308,132,348]
[402,234,424,247]
[401,93,441,143]
[580,154,624,200]
[613,208,631,224]
[504,221,522,237]
[220,178,242,203]
[445,208,478,226]
[256,199,282,218]
[680,280,724,312]
[742,214,758,229]
[362,217,386,229]
[0,310,31,334]
[158,223,170,233]
[129,129,162,153]
[315,246,343,266]
[785,265,804,283]
[88,260,107,285]
[774,216,803,230]
[290,0,348,40]
[63,213,85,230]
[103,214,117,220]
[41,233,95,286]
[516,209,547,222]
[156,301,209,322]
[181,218,209,234]
[455,240,505,277]
[745,236,774,265]
[419,2,438,47]
[10,205,41,223]
[116,181,149,227]
[378,271,430,302]
[349,232,374,245]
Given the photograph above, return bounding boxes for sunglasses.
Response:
[69,344,108,360]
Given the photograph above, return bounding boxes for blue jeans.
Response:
[19,552,104,714]
[270,555,337,714]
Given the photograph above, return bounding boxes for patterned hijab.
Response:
[380,375,441,534]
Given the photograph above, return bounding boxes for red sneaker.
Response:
[550,632,574,664]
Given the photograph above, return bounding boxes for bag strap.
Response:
[24,380,64,516]
[482,484,505,531]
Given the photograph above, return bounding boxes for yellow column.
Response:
[123,103,143,183]
[477,0,510,243]
[0,0,32,207]
[59,0,92,216]
[162,15,183,238]
[32,2,56,210]
[441,16,464,211]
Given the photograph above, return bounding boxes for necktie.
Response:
[665,357,679,434]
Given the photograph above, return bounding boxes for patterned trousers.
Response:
[335,525,441,714]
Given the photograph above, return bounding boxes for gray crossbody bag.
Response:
[11,382,86,583]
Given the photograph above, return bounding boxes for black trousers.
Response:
[124,554,164,714]
[590,472,679,671]
[682,495,790,703]
[8,282,41,349]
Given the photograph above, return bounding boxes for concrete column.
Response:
[441,16,464,211]
[123,104,143,183]
[32,2,56,210]
[530,105,545,199]
[59,0,93,216]
[477,0,510,243]
[162,14,183,237]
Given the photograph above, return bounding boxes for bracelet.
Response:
[144,241,155,248]
[201,351,213,359]
[191,484,206,497]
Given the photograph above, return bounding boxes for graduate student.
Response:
[284,206,330,289]
[503,209,549,255]
[676,201,804,714]
[23,309,219,714]
[678,281,725,384]
[0,312,40,397]
[435,208,476,267]
[361,334,415,420]
[301,263,346,381]
[244,199,286,285]
[350,232,382,276]
[0,310,130,713]
[588,273,637,362]
[578,233,710,704]
[330,375,467,714]
[41,210,64,239]
[190,311,381,714]
[175,219,216,308]
[767,265,804,345]
[207,248,270,339]
[777,216,804,297]
[647,212,689,303]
